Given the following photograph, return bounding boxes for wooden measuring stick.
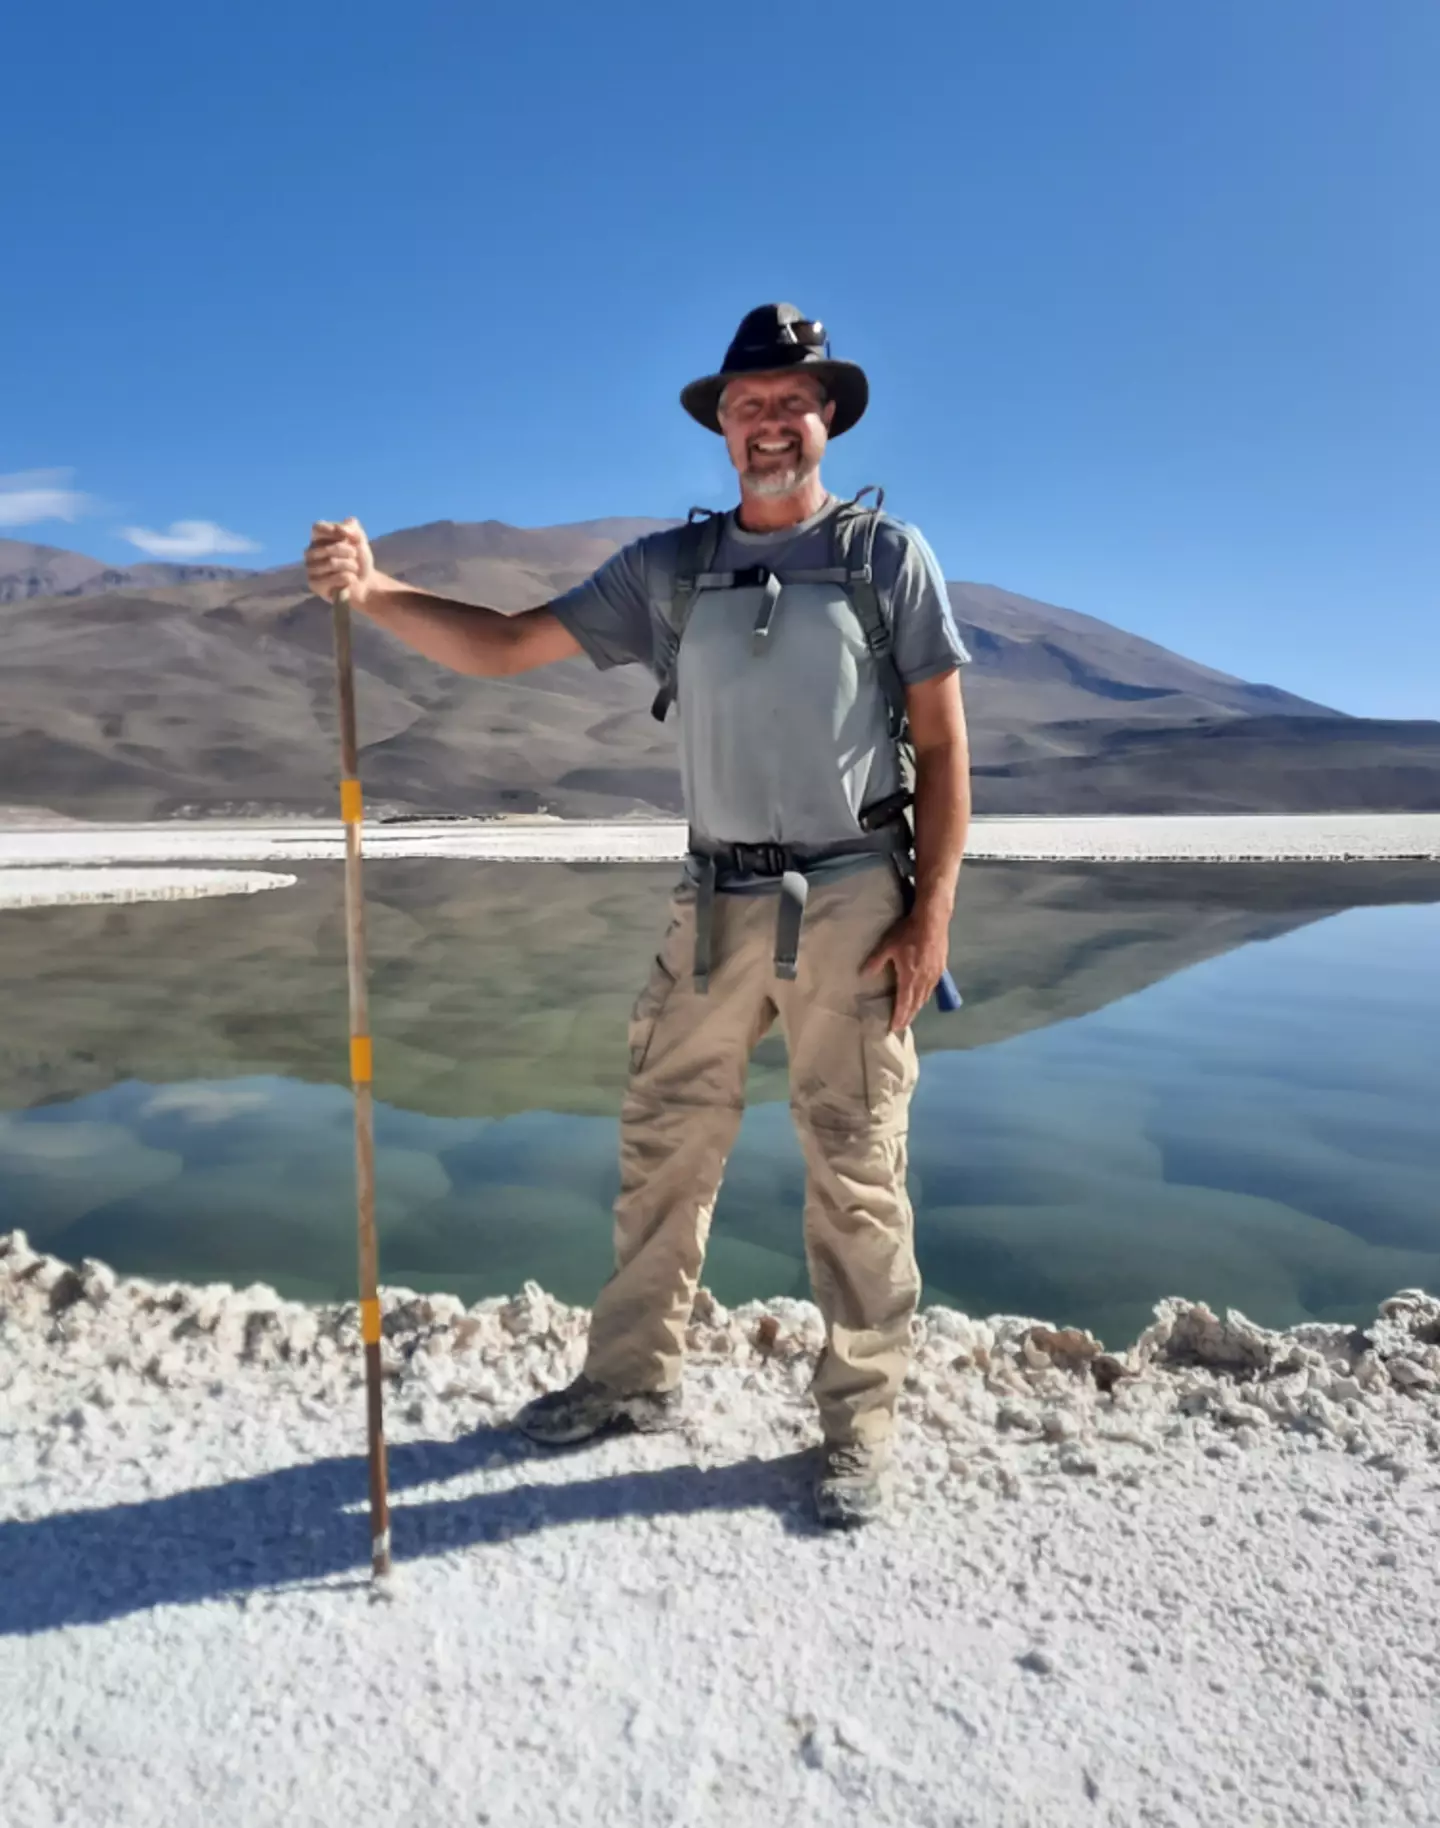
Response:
[332,587,392,1579]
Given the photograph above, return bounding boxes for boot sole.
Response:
[518,1397,682,1448]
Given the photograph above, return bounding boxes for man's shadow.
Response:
[1,1428,823,1637]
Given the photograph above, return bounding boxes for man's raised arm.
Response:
[304,517,582,677]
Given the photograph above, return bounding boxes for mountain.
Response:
[1,517,1437,820]
[0,538,257,603]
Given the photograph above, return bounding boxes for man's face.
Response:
[717,371,835,498]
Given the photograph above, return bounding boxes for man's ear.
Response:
[822,398,836,429]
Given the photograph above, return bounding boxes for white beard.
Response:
[742,450,817,497]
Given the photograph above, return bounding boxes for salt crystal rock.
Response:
[1135,1300,1282,1375]
[230,1283,283,1311]
[990,1315,1051,1351]
[46,1267,88,1314]
[450,1316,486,1352]
[920,1310,992,1366]
[1301,1392,1349,1437]
[1386,1358,1436,1392]
[287,1311,320,1355]
[961,1386,1000,1427]
[766,1297,821,1332]
[1040,1407,1079,1443]
[23,1256,72,1297]
[1021,1334,1050,1372]
[384,1297,438,1336]
[240,1311,285,1363]
[924,1398,966,1435]
[73,1259,116,1306]
[500,1283,553,1338]
[1023,1324,1104,1372]
[143,1350,186,1388]
[1092,1353,1134,1395]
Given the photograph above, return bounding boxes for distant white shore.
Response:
[0,868,297,910]
[2,811,1438,872]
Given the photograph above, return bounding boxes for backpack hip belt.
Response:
[687,821,910,991]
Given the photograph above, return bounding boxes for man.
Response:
[305,303,972,1526]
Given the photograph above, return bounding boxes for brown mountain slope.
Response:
[0,537,256,603]
[2,517,1436,819]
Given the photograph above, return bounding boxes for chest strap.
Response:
[653,558,875,719]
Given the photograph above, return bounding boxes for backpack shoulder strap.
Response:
[834,490,920,837]
[651,508,724,723]
[832,490,906,736]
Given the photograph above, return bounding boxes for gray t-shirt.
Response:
[549,493,970,887]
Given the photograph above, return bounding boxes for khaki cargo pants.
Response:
[583,861,921,1447]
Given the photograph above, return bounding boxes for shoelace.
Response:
[823,1444,875,1480]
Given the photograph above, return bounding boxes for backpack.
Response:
[648,487,916,844]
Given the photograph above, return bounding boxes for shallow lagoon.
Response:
[2,859,1437,1345]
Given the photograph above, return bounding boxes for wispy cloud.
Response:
[119,519,263,560]
[0,466,100,528]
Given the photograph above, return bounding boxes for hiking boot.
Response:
[813,1439,891,1529]
[516,1373,683,1447]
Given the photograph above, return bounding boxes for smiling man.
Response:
[305,303,972,1525]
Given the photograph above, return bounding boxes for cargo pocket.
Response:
[628,956,679,1077]
[790,1004,871,1134]
[857,990,919,1122]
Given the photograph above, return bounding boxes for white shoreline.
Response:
[0,868,298,910]
[4,1233,1439,1825]
[1,810,1438,869]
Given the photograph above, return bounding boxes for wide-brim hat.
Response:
[680,302,869,437]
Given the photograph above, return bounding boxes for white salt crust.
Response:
[2,1232,1438,1826]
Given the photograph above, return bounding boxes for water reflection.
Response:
[2,861,1438,1342]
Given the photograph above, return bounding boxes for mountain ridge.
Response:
[1,517,1433,821]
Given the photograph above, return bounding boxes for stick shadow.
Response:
[1,1428,823,1637]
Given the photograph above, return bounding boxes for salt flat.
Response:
[1,810,1438,870]
[3,1234,1438,1828]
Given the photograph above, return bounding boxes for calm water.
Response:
[2,859,1438,1346]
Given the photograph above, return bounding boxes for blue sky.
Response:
[6,0,1436,717]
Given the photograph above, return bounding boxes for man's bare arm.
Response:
[304,518,582,677]
[861,668,971,1030]
[359,574,583,677]
[907,667,972,928]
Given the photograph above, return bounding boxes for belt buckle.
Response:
[734,841,784,875]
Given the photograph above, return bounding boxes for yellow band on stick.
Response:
[360,1297,382,1346]
[350,1035,373,1085]
[340,777,363,824]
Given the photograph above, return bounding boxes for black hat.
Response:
[680,303,869,437]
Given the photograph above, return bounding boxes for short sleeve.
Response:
[885,522,971,686]
[547,539,655,671]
